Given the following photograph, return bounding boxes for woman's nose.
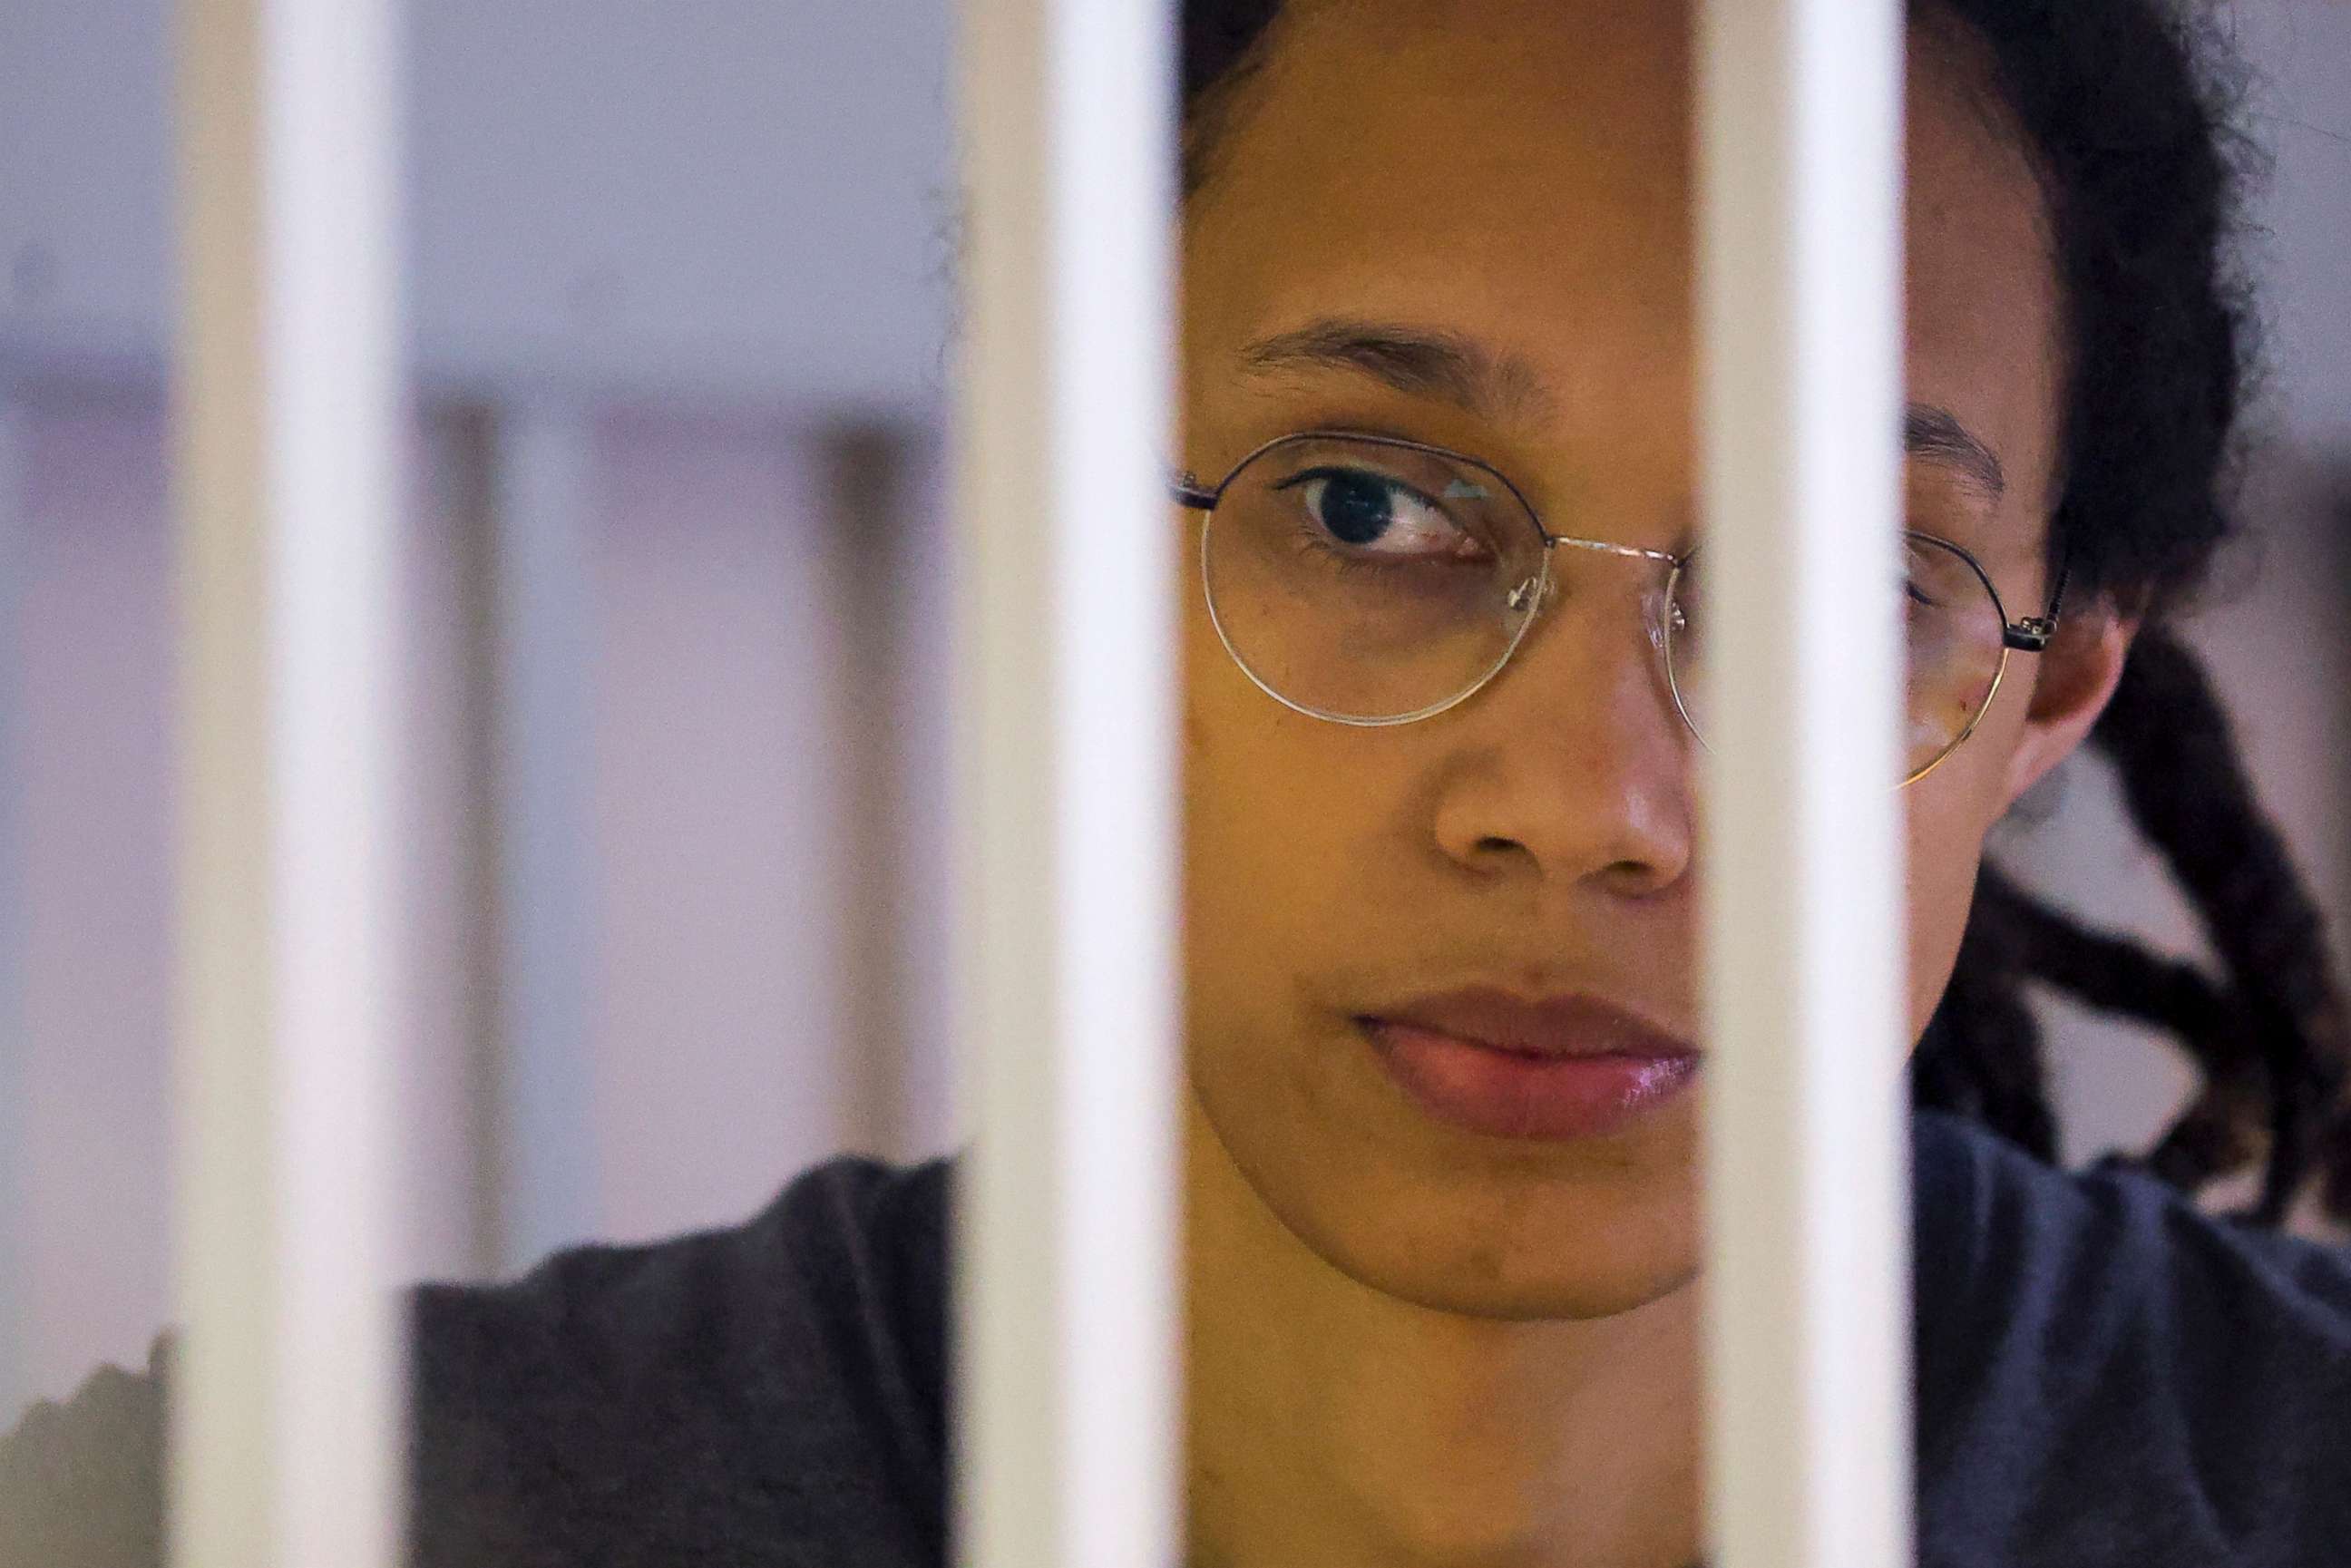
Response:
[1427,587,1696,896]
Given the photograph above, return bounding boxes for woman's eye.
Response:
[1285,469,1472,558]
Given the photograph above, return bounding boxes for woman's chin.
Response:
[1308,1217,1702,1323]
[1221,1123,1702,1321]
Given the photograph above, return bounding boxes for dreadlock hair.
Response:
[1180,0,2351,1226]
[1935,632,2351,1225]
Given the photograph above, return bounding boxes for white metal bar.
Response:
[483,401,601,1271]
[951,0,1180,1563]
[0,391,26,1419]
[1697,4,1911,1567]
[170,0,405,1562]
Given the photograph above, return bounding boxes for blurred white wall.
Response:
[0,387,960,1410]
[9,389,176,1414]
[585,409,954,1247]
[1,0,956,409]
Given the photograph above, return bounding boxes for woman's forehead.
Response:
[1189,0,1695,317]
[1182,0,2067,533]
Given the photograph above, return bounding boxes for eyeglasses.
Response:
[1170,431,2068,786]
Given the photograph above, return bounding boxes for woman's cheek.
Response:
[1900,776,1998,1045]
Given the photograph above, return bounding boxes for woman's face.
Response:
[1178,0,2122,1319]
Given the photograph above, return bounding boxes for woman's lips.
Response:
[1357,990,1701,1141]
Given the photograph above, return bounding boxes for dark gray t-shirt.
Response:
[5,1111,2349,1566]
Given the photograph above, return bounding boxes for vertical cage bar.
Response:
[1696,4,1912,1567]
[171,0,405,1563]
[951,0,1180,1564]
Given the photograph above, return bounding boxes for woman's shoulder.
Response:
[0,1153,957,1568]
[410,1150,954,1433]
[1911,1109,2351,1567]
[405,1151,955,1562]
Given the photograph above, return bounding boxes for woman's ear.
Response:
[2001,605,2138,809]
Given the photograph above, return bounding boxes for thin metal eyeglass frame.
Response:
[1171,428,2068,783]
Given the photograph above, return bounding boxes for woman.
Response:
[6,1,2350,1564]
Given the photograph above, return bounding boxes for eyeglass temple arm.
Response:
[2002,560,2071,653]
[1170,473,1217,511]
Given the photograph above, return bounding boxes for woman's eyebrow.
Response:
[1236,317,1556,424]
[1903,404,2006,503]
[1238,320,2006,504]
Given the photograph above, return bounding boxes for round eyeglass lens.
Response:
[1200,435,1549,723]
[1663,532,2014,783]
